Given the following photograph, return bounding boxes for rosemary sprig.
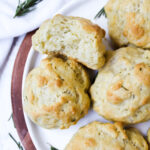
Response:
[14,0,43,18]
[51,146,58,150]
[9,133,23,150]
[94,7,107,19]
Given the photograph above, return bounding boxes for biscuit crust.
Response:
[65,121,148,150]
[23,57,90,129]
[105,0,150,48]
[90,47,150,124]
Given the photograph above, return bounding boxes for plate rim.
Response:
[11,31,36,150]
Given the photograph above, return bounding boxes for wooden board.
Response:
[11,31,36,150]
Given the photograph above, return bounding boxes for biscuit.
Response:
[23,56,90,129]
[90,47,150,124]
[105,0,150,48]
[32,14,106,70]
[65,121,148,150]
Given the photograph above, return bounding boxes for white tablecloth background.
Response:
[0,0,74,149]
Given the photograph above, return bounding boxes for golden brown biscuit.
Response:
[65,121,148,150]
[23,56,90,129]
[90,47,150,124]
[32,14,106,70]
[105,0,150,48]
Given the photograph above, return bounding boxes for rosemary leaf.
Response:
[14,0,43,18]
[9,133,23,150]
[47,143,58,150]
[8,113,13,121]
[51,146,58,150]
[94,7,107,19]
[8,113,16,128]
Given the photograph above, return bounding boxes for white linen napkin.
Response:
[0,0,71,39]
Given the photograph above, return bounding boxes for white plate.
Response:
[22,0,150,149]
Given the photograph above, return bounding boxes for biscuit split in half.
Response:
[105,0,150,48]
[65,121,148,150]
[23,56,90,129]
[90,47,150,124]
[32,14,106,70]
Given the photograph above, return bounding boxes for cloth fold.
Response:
[0,0,71,39]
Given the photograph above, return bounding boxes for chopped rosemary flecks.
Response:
[121,85,129,91]
[71,118,76,122]
[9,133,23,150]
[94,7,107,19]
[14,0,43,18]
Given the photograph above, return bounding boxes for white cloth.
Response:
[0,36,25,150]
[0,0,69,39]
[0,0,74,149]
